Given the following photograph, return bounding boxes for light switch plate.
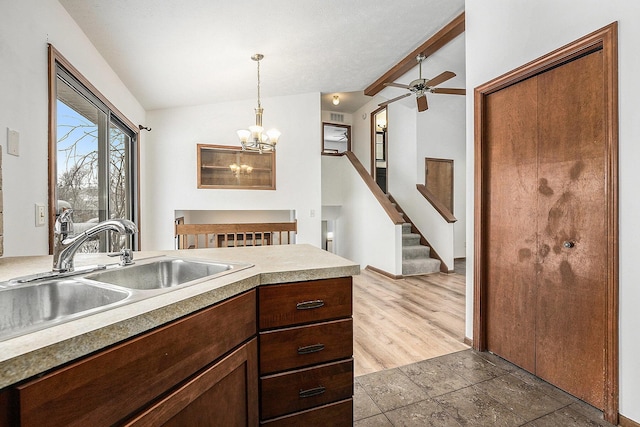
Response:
[7,128,19,156]
[35,204,46,227]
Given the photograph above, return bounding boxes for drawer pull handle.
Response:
[299,386,326,398]
[296,299,325,310]
[297,344,325,355]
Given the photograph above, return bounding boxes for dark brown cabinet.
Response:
[1,275,355,426]
[258,277,354,425]
[12,291,257,427]
[124,338,258,426]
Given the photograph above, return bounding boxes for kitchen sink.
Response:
[1,256,253,341]
[85,257,252,290]
[0,279,131,341]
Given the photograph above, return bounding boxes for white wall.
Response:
[416,34,466,259]
[385,96,456,270]
[143,92,322,250]
[465,0,640,420]
[322,155,400,274]
[0,0,145,256]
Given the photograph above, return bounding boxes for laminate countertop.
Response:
[0,244,359,389]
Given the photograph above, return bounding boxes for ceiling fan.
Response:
[378,54,465,112]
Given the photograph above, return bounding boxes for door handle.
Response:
[563,241,575,249]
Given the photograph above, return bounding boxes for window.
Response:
[48,45,139,253]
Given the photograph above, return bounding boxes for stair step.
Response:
[402,258,441,275]
[402,233,421,246]
[402,245,431,260]
[402,223,412,234]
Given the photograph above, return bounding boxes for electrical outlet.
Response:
[35,204,46,227]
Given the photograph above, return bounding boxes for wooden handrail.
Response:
[175,221,297,249]
[416,184,457,223]
[345,152,405,225]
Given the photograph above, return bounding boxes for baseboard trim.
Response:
[620,414,640,427]
[365,265,403,280]
[464,337,473,346]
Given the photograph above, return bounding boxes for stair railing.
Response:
[416,184,457,223]
[344,151,404,224]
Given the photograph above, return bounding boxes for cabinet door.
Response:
[17,291,256,427]
[125,338,258,427]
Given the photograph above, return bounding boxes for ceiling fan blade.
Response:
[384,82,411,90]
[426,71,456,88]
[416,95,428,112]
[431,88,466,95]
[378,93,412,107]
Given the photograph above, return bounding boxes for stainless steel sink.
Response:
[0,280,131,340]
[85,257,251,290]
[1,256,253,341]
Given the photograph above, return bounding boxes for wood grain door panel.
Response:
[483,48,608,410]
[535,50,606,408]
[484,76,539,373]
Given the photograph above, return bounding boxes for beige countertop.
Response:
[0,244,359,389]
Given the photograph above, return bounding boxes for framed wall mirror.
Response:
[322,123,351,155]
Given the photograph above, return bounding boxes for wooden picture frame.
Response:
[197,144,275,190]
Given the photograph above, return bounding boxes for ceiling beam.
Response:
[364,12,465,97]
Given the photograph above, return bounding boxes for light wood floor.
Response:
[353,269,469,376]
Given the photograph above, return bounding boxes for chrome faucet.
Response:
[53,209,138,273]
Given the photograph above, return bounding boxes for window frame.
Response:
[48,44,141,253]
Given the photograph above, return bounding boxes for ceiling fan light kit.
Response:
[237,53,281,153]
[379,54,465,112]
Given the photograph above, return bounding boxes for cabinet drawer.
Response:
[17,290,256,427]
[260,359,353,420]
[259,318,353,374]
[260,398,353,426]
[259,277,352,329]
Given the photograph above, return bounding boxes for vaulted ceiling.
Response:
[59,0,465,112]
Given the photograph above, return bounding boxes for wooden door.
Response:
[484,76,539,374]
[483,49,607,409]
[535,50,606,408]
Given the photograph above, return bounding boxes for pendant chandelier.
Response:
[236,54,281,153]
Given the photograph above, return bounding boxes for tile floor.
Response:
[354,349,614,426]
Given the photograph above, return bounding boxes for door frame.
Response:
[473,23,618,423]
[370,106,388,192]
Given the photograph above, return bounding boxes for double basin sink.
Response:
[0,257,253,341]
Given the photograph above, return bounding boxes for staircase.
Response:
[387,194,442,276]
[401,223,441,275]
